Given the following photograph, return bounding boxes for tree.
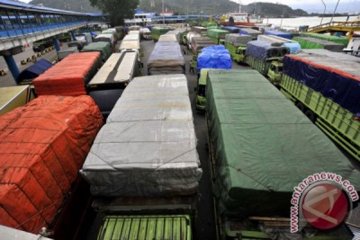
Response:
[89,0,139,26]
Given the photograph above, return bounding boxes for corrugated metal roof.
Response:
[0,0,103,17]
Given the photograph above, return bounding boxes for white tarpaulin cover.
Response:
[81,74,202,196]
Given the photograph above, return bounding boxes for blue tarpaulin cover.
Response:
[16,59,52,84]
[283,50,360,114]
[246,40,289,59]
[221,26,240,33]
[283,42,301,54]
[264,30,292,39]
[197,45,232,71]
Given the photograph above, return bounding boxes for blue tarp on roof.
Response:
[264,30,293,39]
[197,45,232,71]
[246,40,289,59]
[283,42,301,54]
[17,59,52,84]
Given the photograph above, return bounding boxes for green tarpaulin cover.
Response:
[82,42,111,61]
[206,69,360,216]
[302,32,348,46]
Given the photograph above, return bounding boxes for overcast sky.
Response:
[18,0,360,13]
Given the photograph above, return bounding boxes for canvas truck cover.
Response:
[238,28,261,39]
[257,35,301,54]
[302,32,348,46]
[147,41,185,74]
[293,36,344,52]
[207,29,229,39]
[222,26,240,33]
[33,52,101,96]
[197,45,232,71]
[283,49,360,115]
[158,33,178,42]
[0,95,103,233]
[206,69,360,216]
[16,59,52,84]
[82,42,112,61]
[264,29,293,39]
[225,34,252,46]
[81,74,202,196]
[246,40,290,59]
[191,37,214,53]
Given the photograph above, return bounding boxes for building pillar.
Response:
[53,38,60,52]
[70,31,76,41]
[4,55,20,81]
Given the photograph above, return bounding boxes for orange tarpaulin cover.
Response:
[33,52,101,96]
[0,95,103,233]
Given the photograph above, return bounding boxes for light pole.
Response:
[320,0,327,25]
[330,0,341,24]
[162,0,165,24]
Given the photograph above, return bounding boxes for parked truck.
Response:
[206,69,360,239]
[280,49,360,161]
[224,33,252,63]
[245,40,289,85]
[80,74,202,239]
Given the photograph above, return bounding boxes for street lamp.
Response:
[162,0,165,24]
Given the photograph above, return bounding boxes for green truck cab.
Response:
[233,46,246,63]
[195,68,209,110]
[267,60,283,85]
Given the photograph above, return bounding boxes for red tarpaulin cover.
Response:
[0,95,103,233]
[33,52,100,96]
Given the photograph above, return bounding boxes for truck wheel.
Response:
[305,110,316,123]
[295,102,305,113]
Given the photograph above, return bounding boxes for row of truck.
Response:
[0,25,359,240]
[180,23,359,163]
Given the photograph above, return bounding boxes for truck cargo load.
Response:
[301,32,348,46]
[191,36,214,53]
[238,28,261,39]
[293,36,344,52]
[0,85,33,115]
[197,45,232,72]
[207,28,229,44]
[119,33,140,52]
[206,69,360,217]
[225,34,252,47]
[33,52,101,96]
[147,40,185,74]
[81,42,112,61]
[81,74,202,197]
[283,50,360,114]
[151,27,171,41]
[0,95,103,233]
[281,49,360,160]
[257,34,301,54]
[246,40,290,60]
[264,29,293,39]
[16,59,52,84]
[221,26,240,33]
[88,51,139,116]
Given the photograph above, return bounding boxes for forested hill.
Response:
[28,0,308,17]
[139,1,308,16]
